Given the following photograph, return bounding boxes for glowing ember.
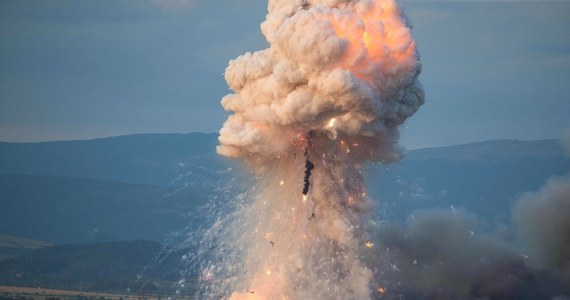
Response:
[327,118,336,128]
[363,31,371,48]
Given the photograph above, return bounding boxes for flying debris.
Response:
[302,159,314,196]
[302,132,315,196]
[308,212,316,221]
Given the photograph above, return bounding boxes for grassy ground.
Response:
[0,285,188,300]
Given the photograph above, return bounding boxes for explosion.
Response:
[206,0,424,299]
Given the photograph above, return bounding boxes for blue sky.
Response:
[0,0,569,149]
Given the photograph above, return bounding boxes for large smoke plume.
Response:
[369,135,570,299]
[218,0,423,162]
[204,0,424,299]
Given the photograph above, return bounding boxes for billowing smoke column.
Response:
[210,0,424,298]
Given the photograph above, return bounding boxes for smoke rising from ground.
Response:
[205,0,423,299]
[372,136,570,299]
[375,208,570,299]
[513,175,570,282]
[195,0,569,298]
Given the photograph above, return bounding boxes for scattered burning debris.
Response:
[208,0,425,298]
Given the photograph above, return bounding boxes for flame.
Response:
[364,240,374,249]
[328,118,336,128]
[363,31,371,48]
[324,0,416,85]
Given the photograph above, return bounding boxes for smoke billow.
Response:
[513,133,570,281]
[369,134,570,299]
[375,208,570,299]
[202,0,423,299]
[218,0,423,162]
[513,176,570,281]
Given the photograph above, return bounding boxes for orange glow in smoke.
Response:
[363,31,371,48]
[329,0,416,82]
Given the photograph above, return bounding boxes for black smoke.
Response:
[302,159,315,196]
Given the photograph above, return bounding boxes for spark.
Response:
[328,118,336,128]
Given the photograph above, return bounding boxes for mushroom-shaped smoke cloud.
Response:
[218,0,423,163]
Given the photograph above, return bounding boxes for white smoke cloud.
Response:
[207,1,424,299]
[218,0,424,162]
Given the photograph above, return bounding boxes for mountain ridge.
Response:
[1,133,568,244]
[0,240,185,294]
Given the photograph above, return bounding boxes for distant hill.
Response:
[0,240,187,294]
[1,133,568,244]
[0,234,51,261]
[0,234,51,248]
[0,133,230,187]
[0,174,206,244]
[367,139,570,221]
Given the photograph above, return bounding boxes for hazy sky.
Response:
[1,0,569,148]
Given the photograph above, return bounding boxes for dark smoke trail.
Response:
[302,158,315,196]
